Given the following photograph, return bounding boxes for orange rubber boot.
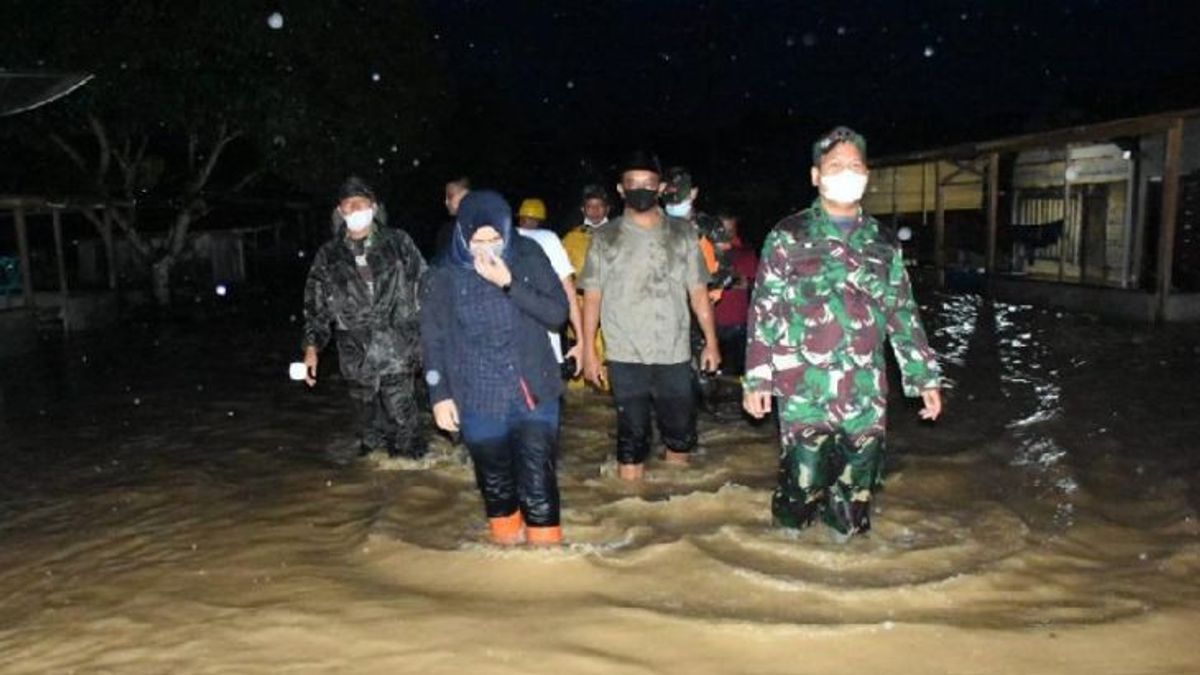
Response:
[526,525,563,546]
[488,511,526,545]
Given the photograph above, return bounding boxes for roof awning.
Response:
[0,71,94,117]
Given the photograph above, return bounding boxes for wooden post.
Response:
[52,208,70,333]
[986,152,1000,274]
[13,205,35,308]
[1059,174,1069,283]
[1155,117,1185,321]
[934,161,946,287]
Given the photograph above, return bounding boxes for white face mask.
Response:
[819,171,868,205]
[344,208,375,232]
[584,217,607,228]
[664,200,692,218]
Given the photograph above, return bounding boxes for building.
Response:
[863,108,1200,322]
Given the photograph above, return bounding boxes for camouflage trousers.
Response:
[771,396,887,536]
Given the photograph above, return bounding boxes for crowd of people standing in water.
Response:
[300,126,944,547]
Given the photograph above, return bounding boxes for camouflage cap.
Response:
[663,166,695,205]
[812,126,867,166]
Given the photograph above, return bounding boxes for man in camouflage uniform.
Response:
[743,127,943,538]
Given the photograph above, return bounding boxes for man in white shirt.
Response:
[516,197,583,376]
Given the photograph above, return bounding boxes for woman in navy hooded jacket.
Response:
[420,190,570,545]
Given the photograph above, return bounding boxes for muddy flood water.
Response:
[1,293,1198,674]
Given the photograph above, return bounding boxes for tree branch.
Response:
[88,115,111,184]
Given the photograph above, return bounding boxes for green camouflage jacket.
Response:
[743,199,940,403]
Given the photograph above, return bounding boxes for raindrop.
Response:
[801,32,817,47]
[133,398,141,406]
[371,72,381,82]
[785,35,796,47]
[215,284,228,297]
[412,158,421,167]
[923,45,935,58]
[566,80,575,89]
[267,12,284,30]
[836,26,846,36]
[391,144,399,152]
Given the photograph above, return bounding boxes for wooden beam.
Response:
[1155,117,1185,321]
[986,153,1000,274]
[934,161,946,287]
[13,205,35,308]
[51,208,70,333]
[870,106,1200,169]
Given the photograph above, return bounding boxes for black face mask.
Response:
[623,188,660,213]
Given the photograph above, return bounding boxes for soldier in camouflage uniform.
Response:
[742,127,943,538]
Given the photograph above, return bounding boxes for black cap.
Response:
[620,150,662,177]
[580,183,610,204]
[337,175,377,203]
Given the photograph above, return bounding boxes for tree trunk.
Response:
[151,256,173,306]
[99,220,118,290]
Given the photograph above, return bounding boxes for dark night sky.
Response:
[4,1,1200,244]
[413,0,1199,232]
[424,1,1198,150]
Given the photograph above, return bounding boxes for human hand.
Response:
[743,391,772,418]
[584,353,607,388]
[473,249,513,288]
[919,388,943,421]
[565,343,584,377]
[433,399,460,432]
[700,343,721,373]
[303,347,319,387]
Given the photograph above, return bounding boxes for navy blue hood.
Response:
[450,190,513,269]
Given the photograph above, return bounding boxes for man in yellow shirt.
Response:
[560,185,611,390]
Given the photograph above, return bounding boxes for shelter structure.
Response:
[864,108,1200,321]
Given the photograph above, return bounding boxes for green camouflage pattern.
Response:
[743,199,940,533]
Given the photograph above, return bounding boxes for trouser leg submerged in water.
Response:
[351,373,427,458]
[608,361,697,468]
[772,398,887,537]
[461,399,562,545]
